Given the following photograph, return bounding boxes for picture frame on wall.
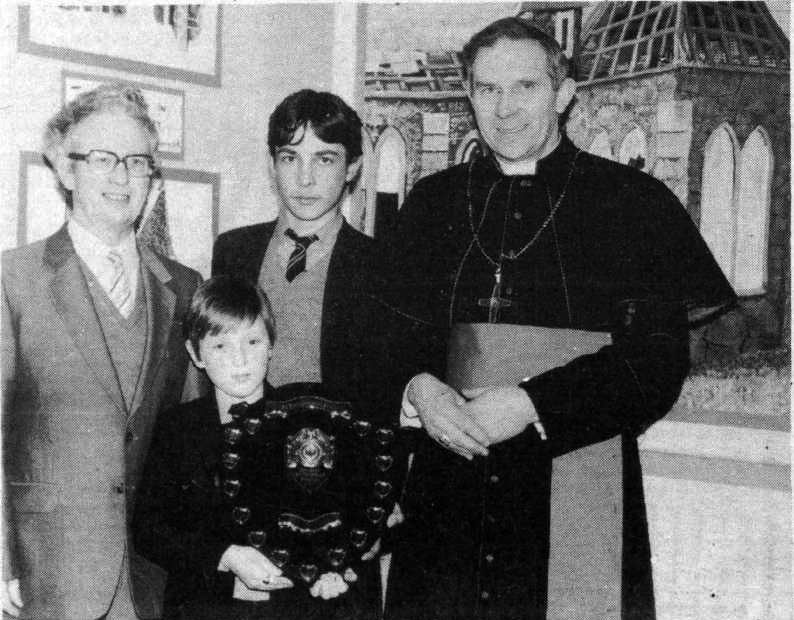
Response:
[18,151,219,278]
[62,71,186,160]
[19,5,222,87]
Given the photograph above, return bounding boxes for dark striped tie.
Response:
[284,228,318,282]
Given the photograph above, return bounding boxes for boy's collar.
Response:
[215,386,266,424]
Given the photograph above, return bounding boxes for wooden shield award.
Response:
[447,323,621,620]
[218,384,399,587]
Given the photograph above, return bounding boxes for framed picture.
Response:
[19,5,222,87]
[18,151,219,278]
[62,71,186,160]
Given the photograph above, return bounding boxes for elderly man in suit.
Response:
[2,84,201,620]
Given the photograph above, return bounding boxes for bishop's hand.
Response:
[460,386,539,445]
[406,373,490,459]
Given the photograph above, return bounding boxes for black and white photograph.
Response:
[1,2,790,620]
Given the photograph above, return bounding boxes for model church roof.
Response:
[579,1,789,82]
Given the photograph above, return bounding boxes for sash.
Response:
[447,323,621,620]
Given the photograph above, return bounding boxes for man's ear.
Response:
[345,157,363,184]
[185,340,205,369]
[555,77,576,114]
[267,154,276,180]
[53,146,76,191]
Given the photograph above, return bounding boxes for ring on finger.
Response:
[262,575,272,585]
[438,433,451,446]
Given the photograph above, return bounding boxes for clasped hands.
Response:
[406,373,539,460]
[221,544,357,602]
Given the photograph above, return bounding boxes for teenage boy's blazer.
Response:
[2,225,201,620]
[211,220,389,412]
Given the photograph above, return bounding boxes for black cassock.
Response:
[383,136,735,620]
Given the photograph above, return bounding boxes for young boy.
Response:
[133,276,372,619]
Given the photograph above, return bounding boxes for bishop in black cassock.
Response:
[382,133,735,620]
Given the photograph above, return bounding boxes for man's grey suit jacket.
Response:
[2,225,201,620]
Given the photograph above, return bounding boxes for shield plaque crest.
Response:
[218,383,400,587]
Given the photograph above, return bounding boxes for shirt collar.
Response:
[67,218,139,268]
[492,135,560,177]
[478,134,577,185]
[276,211,344,248]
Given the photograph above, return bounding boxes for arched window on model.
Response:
[587,130,612,160]
[373,126,408,238]
[618,125,648,171]
[734,127,773,295]
[700,123,739,284]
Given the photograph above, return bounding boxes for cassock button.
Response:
[485,554,494,563]
[513,211,522,220]
[489,474,500,484]
[520,179,533,187]
[481,591,490,600]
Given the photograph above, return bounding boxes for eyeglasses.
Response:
[68,150,156,177]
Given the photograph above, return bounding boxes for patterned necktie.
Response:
[284,228,319,282]
[106,250,132,318]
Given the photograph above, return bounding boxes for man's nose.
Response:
[297,161,314,186]
[109,159,130,184]
[496,89,518,118]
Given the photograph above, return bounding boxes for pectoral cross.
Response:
[478,266,512,323]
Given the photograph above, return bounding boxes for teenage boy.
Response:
[132,276,371,620]
[211,89,382,411]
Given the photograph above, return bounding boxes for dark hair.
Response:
[184,276,275,356]
[268,89,363,162]
[461,17,569,90]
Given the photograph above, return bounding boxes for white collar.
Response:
[67,218,138,265]
[496,158,537,176]
[493,135,561,177]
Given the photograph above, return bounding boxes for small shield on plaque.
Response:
[222,479,241,498]
[327,547,347,568]
[352,420,371,437]
[366,506,386,524]
[270,548,290,568]
[233,506,251,525]
[375,454,394,472]
[244,417,263,435]
[222,452,241,471]
[350,528,368,549]
[374,481,393,499]
[224,427,243,445]
[247,530,266,548]
[375,428,395,446]
[299,563,319,583]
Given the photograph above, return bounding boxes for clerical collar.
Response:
[496,158,537,176]
[492,135,561,177]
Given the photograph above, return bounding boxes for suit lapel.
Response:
[45,227,127,415]
[321,223,361,383]
[245,222,275,282]
[128,247,177,419]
